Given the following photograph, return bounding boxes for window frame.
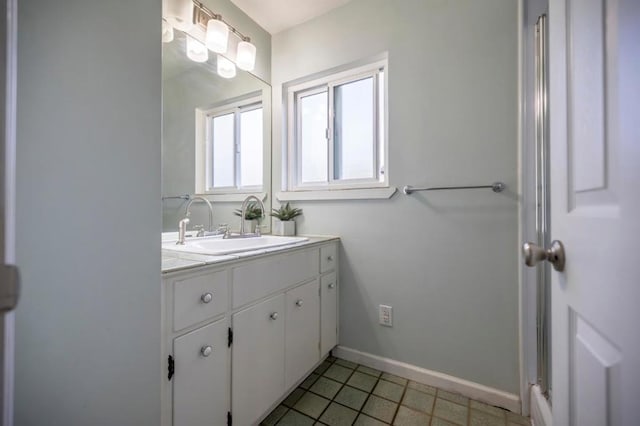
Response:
[286,59,389,193]
[195,95,263,195]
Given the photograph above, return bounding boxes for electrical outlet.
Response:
[379,305,393,327]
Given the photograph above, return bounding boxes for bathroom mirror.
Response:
[161,31,271,233]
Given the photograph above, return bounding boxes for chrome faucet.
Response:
[234,195,266,237]
[184,196,214,233]
[176,216,190,245]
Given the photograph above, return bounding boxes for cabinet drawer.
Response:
[320,243,337,273]
[232,248,319,308]
[173,270,228,331]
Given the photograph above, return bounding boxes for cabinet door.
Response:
[173,318,228,426]
[320,272,338,356]
[232,294,285,426]
[285,279,320,389]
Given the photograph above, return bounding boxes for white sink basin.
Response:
[162,235,309,256]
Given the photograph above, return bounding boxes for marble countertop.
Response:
[162,235,339,274]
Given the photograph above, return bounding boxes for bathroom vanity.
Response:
[160,237,339,426]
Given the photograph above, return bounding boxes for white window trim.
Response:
[284,58,390,197]
[195,95,263,196]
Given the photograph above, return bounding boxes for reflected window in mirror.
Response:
[197,95,263,193]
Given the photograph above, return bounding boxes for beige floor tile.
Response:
[362,395,398,423]
[293,392,330,419]
[373,380,405,403]
[437,390,469,406]
[393,406,430,425]
[433,399,468,426]
[470,401,507,419]
[401,389,435,414]
[407,381,436,395]
[319,402,359,426]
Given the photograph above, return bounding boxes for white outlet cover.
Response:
[379,304,393,327]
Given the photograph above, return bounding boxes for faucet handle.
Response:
[193,225,205,237]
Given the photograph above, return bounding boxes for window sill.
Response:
[276,187,397,201]
[195,192,268,203]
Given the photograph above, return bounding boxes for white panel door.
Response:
[320,272,338,356]
[549,0,640,424]
[285,279,320,389]
[173,318,229,426]
[232,294,285,426]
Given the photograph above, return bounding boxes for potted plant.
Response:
[270,202,303,236]
[233,202,263,233]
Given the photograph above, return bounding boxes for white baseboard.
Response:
[530,385,552,426]
[334,346,521,414]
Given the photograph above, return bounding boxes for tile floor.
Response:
[261,356,530,426]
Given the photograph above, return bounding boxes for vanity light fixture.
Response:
[206,16,229,53]
[236,37,256,71]
[186,35,208,63]
[162,20,174,43]
[163,0,193,32]
[163,0,257,73]
[217,55,237,79]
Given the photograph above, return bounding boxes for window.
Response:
[286,59,388,192]
[196,97,263,193]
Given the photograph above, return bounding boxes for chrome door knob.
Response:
[327,255,334,261]
[270,312,279,320]
[295,299,303,307]
[328,283,336,289]
[200,345,212,357]
[201,293,213,303]
[522,240,566,272]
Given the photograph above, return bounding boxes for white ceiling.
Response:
[229,0,353,34]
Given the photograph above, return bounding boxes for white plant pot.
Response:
[243,220,257,233]
[273,220,295,236]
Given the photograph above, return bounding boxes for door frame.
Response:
[518,0,552,418]
[1,0,18,424]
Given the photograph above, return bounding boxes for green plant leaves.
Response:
[270,202,303,221]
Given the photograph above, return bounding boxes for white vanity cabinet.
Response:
[285,279,320,390]
[232,294,286,426]
[173,318,229,426]
[161,239,339,426]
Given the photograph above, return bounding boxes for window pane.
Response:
[299,91,328,183]
[334,76,375,180]
[239,107,263,187]
[212,113,235,188]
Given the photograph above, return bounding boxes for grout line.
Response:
[390,375,410,425]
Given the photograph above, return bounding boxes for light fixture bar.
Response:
[192,1,251,43]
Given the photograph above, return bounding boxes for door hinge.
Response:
[228,327,233,347]
[168,355,174,381]
[227,411,232,426]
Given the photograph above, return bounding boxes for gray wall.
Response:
[15,0,162,424]
[272,0,520,393]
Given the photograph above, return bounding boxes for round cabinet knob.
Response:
[200,345,212,357]
[327,255,334,261]
[270,312,279,320]
[200,293,213,303]
[295,299,303,307]
[328,283,336,289]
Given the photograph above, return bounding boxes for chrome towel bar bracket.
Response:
[403,182,505,195]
